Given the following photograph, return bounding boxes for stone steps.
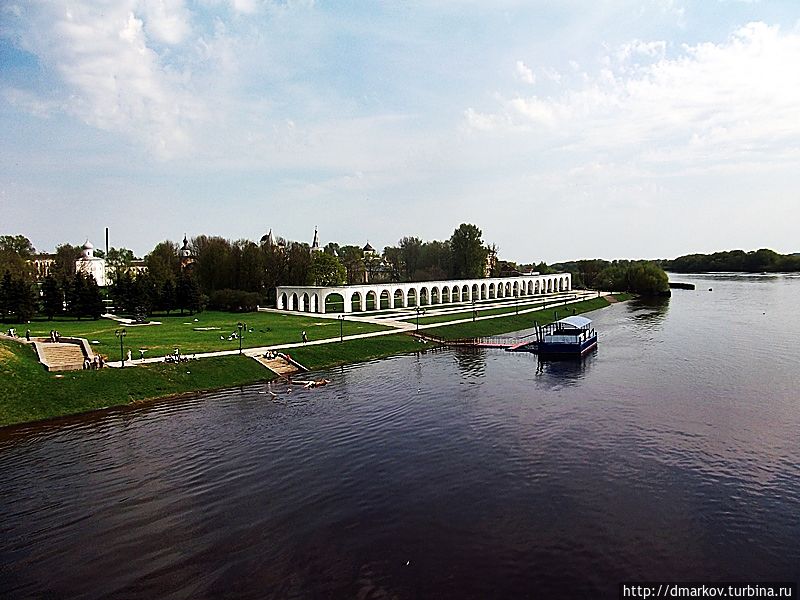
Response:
[35,342,88,372]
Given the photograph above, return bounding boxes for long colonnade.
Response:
[276,274,572,314]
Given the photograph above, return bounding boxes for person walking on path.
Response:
[302,331,308,343]
[25,329,30,342]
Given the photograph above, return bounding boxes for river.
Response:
[1,273,799,598]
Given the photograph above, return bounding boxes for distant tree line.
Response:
[552,259,670,296]
[0,235,106,322]
[662,249,800,273]
[2,222,587,320]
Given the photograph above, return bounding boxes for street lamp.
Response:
[237,322,244,354]
[472,299,477,322]
[415,306,426,331]
[115,328,127,367]
[338,314,345,342]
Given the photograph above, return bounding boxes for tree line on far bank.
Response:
[0,228,676,323]
[661,249,800,273]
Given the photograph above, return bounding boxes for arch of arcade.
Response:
[276,274,572,314]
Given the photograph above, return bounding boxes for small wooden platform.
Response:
[251,354,303,376]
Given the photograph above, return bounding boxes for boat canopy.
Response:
[557,315,592,329]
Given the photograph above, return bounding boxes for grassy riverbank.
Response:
[2,310,388,358]
[288,334,427,371]
[0,339,273,428]
[0,294,625,427]
[424,296,612,339]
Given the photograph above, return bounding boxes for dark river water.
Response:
[2,273,799,599]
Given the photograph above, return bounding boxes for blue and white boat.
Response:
[535,315,597,356]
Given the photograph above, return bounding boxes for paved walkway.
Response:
[106,291,607,369]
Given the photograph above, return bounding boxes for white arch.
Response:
[275,273,572,313]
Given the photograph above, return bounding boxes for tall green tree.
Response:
[176,271,203,315]
[0,235,35,279]
[41,275,64,320]
[105,247,135,286]
[52,244,81,288]
[449,223,488,279]
[338,245,365,284]
[398,236,422,281]
[66,272,104,319]
[309,251,346,286]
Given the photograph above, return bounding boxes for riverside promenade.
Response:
[105,291,604,369]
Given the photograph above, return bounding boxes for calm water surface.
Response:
[2,274,799,598]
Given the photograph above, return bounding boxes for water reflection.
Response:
[534,349,597,380]
[626,296,670,326]
[452,347,487,378]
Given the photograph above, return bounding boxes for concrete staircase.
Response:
[250,354,304,376]
[33,340,91,372]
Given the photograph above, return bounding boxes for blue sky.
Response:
[1,0,799,262]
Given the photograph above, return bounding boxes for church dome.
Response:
[83,240,94,250]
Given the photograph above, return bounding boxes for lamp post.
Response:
[115,328,126,367]
[415,306,426,331]
[472,299,477,322]
[237,322,244,354]
[338,314,345,342]
[515,291,519,315]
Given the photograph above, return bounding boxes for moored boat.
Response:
[534,315,597,356]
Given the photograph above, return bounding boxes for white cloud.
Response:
[142,0,192,45]
[6,1,207,158]
[514,60,535,84]
[466,22,800,168]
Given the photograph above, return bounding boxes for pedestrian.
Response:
[302,331,308,343]
[127,349,132,363]
[98,355,104,369]
[25,329,30,342]
[83,358,90,370]
[93,356,99,370]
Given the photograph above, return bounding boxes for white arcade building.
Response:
[276,273,572,314]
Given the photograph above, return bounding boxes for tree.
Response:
[52,244,81,288]
[106,247,135,286]
[398,236,423,281]
[65,272,104,319]
[309,251,346,286]
[285,243,313,286]
[0,235,35,280]
[41,275,64,320]
[597,261,669,296]
[338,245,365,284]
[109,271,135,314]
[449,224,488,279]
[159,278,177,314]
[192,235,232,293]
[382,246,402,282]
[0,271,13,322]
[176,271,203,315]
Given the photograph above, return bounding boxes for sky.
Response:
[1,0,799,263]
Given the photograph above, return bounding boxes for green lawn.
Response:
[288,333,429,370]
[0,339,273,428]
[424,297,611,340]
[401,299,550,325]
[3,310,389,359]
